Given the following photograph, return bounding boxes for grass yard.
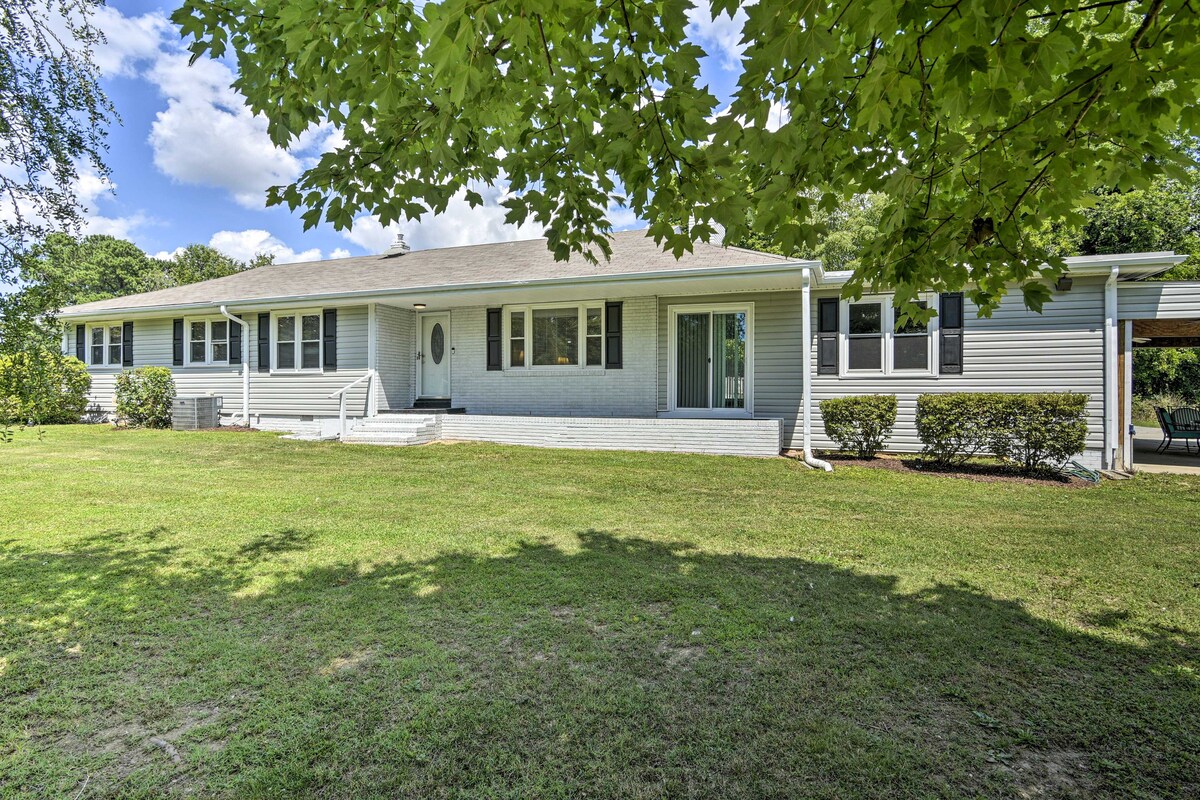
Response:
[1,426,1198,799]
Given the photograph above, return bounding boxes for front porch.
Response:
[342,412,783,457]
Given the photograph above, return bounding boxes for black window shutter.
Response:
[604,301,623,369]
[486,308,502,370]
[172,318,184,366]
[75,325,85,361]
[121,321,134,367]
[257,313,271,372]
[817,298,839,374]
[323,309,337,371]
[229,315,242,364]
[940,292,964,374]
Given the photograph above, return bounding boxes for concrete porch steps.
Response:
[341,414,440,446]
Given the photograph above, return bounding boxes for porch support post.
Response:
[801,269,832,471]
[1104,266,1119,470]
[1121,319,1133,471]
[367,303,378,417]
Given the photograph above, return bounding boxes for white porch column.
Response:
[1103,266,1119,470]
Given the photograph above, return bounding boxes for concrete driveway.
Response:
[1133,425,1200,475]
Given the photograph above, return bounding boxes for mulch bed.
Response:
[790,451,1092,487]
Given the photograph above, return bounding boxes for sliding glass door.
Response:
[671,305,751,414]
[676,313,710,408]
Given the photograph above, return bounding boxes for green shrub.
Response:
[915,393,1007,465]
[819,394,897,457]
[916,392,1089,471]
[114,367,176,428]
[990,393,1089,472]
[0,348,92,427]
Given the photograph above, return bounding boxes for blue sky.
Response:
[65,1,749,265]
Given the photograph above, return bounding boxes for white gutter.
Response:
[817,252,1187,287]
[219,305,250,426]
[57,260,822,320]
[1103,267,1119,470]
[800,269,833,472]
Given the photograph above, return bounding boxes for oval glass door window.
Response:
[430,323,445,364]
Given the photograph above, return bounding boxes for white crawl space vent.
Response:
[172,396,222,430]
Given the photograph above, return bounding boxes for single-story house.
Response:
[58,230,1200,470]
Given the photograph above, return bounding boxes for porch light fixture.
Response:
[413,303,427,310]
[1056,275,1073,292]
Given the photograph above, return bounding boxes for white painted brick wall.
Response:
[447,297,658,416]
[375,303,415,410]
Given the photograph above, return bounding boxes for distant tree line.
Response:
[0,235,274,354]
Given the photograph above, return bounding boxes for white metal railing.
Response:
[328,369,378,439]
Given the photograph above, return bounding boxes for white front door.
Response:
[418,313,451,398]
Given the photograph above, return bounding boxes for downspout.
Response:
[801,269,833,471]
[1103,267,1119,470]
[219,305,250,426]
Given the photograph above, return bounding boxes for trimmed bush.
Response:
[990,393,1089,472]
[916,392,1089,471]
[0,348,91,426]
[916,393,1008,466]
[819,394,897,457]
[114,367,176,428]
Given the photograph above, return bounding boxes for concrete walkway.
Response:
[1132,425,1200,475]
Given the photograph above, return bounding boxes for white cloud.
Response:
[330,248,352,259]
[207,229,323,264]
[147,55,307,208]
[68,168,152,240]
[86,6,324,210]
[91,7,173,78]
[152,247,186,261]
[342,184,543,253]
[765,100,790,132]
[82,212,149,240]
[607,204,643,231]
[686,2,751,69]
[74,169,111,207]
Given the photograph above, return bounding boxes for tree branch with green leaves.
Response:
[173,0,1200,315]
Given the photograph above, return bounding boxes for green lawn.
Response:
[1,426,1197,798]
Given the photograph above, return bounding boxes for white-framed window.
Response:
[185,317,230,365]
[840,294,937,376]
[88,322,123,366]
[272,310,322,371]
[505,303,605,368]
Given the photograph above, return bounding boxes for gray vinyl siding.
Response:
[809,281,1108,456]
[448,297,658,416]
[75,305,371,419]
[657,292,804,447]
[375,303,416,410]
[1118,281,1200,318]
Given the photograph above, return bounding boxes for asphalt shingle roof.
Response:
[61,230,791,315]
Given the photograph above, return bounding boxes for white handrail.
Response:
[328,368,378,439]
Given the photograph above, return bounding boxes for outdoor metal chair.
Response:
[1155,407,1200,454]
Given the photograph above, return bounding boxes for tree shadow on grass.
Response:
[0,529,1196,799]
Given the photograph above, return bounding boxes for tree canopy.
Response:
[174,0,1200,316]
[0,0,113,278]
[735,193,885,273]
[1040,170,1200,280]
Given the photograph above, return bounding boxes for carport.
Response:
[1117,282,1200,473]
